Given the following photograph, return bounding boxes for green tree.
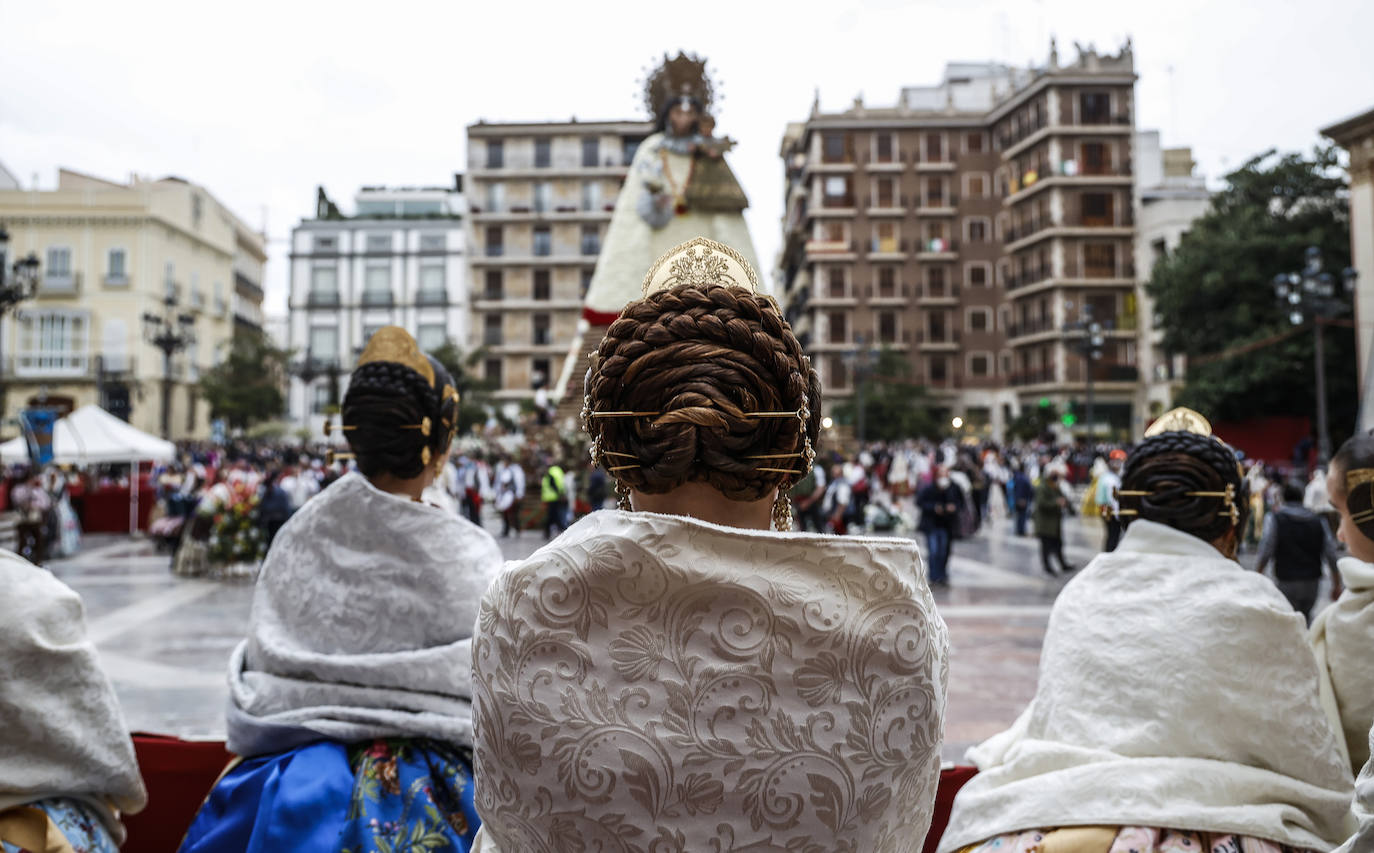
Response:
[198,330,289,430]
[427,340,499,435]
[1148,146,1355,439]
[831,348,940,441]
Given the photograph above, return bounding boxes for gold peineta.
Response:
[355,326,436,388]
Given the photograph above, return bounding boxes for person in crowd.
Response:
[939,409,1355,853]
[789,458,827,532]
[1096,448,1127,551]
[470,238,948,851]
[539,456,568,539]
[583,459,607,512]
[0,549,146,851]
[1008,462,1033,537]
[179,327,503,853]
[11,471,52,565]
[1033,468,1074,576]
[1313,434,1374,775]
[820,460,852,534]
[492,454,525,537]
[1255,478,1342,623]
[1307,465,1332,514]
[256,468,293,549]
[918,465,963,587]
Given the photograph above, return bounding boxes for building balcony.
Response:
[803,239,858,259]
[918,284,961,304]
[1009,367,1056,387]
[997,116,1049,154]
[917,195,959,216]
[1002,219,1053,244]
[306,291,341,309]
[1006,316,1056,339]
[103,274,130,288]
[1004,266,1054,291]
[361,291,395,308]
[915,160,957,173]
[214,298,228,318]
[915,239,959,259]
[38,272,81,297]
[6,353,139,382]
[916,330,961,350]
[1005,170,1134,204]
[416,290,449,307]
[190,290,206,311]
[234,271,264,302]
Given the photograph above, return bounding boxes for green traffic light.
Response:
[1038,397,1051,408]
[1061,413,1077,426]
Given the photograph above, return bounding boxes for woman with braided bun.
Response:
[940,408,1356,853]
[181,327,502,853]
[470,238,949,852]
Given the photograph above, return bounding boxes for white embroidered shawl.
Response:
[226,471,504,757]
[470,510,949,853]
[0,551,146,842]
[1312,556,1374,772]
[1335,725,1374,852]
[940,520,1355,853]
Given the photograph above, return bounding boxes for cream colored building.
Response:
[1322,107,1374,431]
[0,168,266,440]
[466,119,653,408]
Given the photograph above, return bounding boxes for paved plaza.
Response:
[48,512,1240,762]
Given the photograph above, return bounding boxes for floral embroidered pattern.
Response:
[472,512,948,852]
[0,798,118,853]
[340,739,478,853]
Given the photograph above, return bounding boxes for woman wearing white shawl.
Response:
[470,238,949,852]
[180,327,503,853]
[940,409,1355,853]
[0,550,145,852]
[1312,434,1374,776]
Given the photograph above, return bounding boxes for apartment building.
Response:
[0,168,265,439]
[465,119,653,407]
[287,182,468,431]
[779,41,1149,439]
[1133,132,1211,421]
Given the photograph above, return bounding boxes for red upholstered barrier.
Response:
[126,733,233,853]
[122,733,976,853]
[924,765,979,853]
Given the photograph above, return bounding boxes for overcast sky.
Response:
[3,0,1372,320]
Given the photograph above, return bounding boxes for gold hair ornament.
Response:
[322,420,356,438]
[355,326,436,388]
[640,236,760,297]
[1116,484,1240,527]
[325,450,355,465]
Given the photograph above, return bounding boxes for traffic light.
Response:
[1038,397,1052,409]
[1061,399,1077,427]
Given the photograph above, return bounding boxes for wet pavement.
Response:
[47,510,1280,762]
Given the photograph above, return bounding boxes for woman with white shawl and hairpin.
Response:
[470,238,949,852]
[939,409,1355,853]
[179,327,503,853]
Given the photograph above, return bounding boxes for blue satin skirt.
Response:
[178,738,478,853]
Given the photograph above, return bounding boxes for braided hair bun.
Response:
[586,282,821,501]
[342,352,457,481]
[1119,430,1248,544]
[1332,434,1374,541]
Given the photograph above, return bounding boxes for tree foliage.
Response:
[427,339,499,435]
[198,330,289,430]
[831,348,940,441]
[1147,146,1355,437]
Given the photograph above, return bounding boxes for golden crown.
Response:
[642,51,716,119]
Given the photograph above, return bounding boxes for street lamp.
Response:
[142,296,196,439]
[951,416,965,431]
[0,227,41,414]
[843,334,879,444]
[1063,303,1109,443]
[1272,245,1358,466]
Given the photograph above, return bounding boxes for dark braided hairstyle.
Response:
[1119,430,1249,544]
[1331,434,1374,541]
[342,353,457,481]
[585,282,821,501]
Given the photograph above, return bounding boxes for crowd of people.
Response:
[7,237,1374,853]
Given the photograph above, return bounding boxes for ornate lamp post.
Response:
[0,227,41,414]
[142,297,196,439]
[1273,246,1358,466]
[1063,303,1109,442]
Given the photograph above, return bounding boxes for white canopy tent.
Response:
[0,405,177,533]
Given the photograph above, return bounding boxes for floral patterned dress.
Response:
[0,798,119,853]
[179,738,478,853]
